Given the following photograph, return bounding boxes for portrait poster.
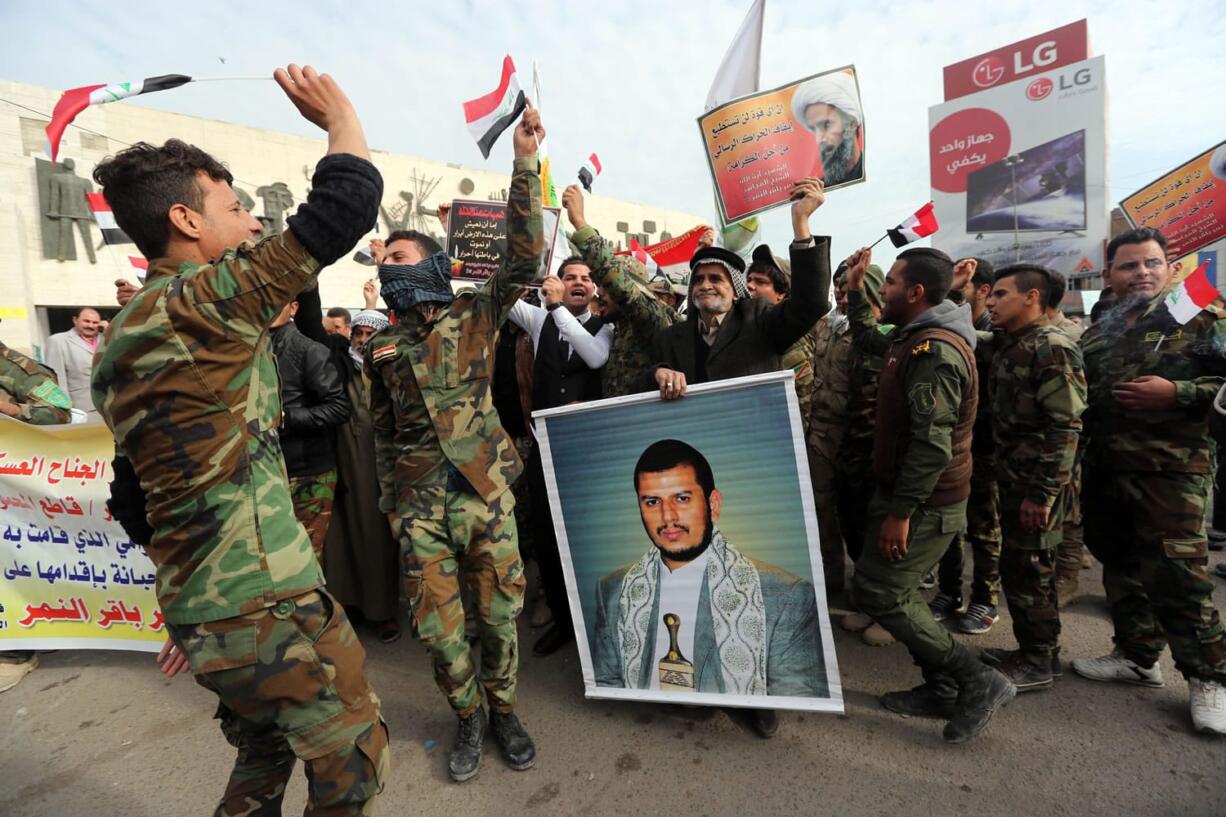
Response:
[0,417,164,653]
[1119,141,1226,260]
[445,198,562,283]
[533,371,843,713]
[698,65,865,224]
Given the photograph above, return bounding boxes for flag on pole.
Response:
[531,64,560,207]
[46,75,192,162]
[1165,260,1217,324]
[462,56,527,159]
[86,192,132,245]
[704,0,765,112]
[578,153,602,192]
[887,202,939,248]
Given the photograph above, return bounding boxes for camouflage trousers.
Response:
[937,456,1002,606]
[997,484,1069,660]
[1055,472,1086,579]
[168,590,388,816]
[398,486,526,717]
[290,470,338,562]
[807,435,845,593]
[1083,470,1226,681]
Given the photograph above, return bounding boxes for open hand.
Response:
[273,64,356,132]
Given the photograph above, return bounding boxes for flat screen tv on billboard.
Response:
[966,130,1086,233]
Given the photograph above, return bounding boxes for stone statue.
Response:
[42,159,97,264]
[255,182,294,237]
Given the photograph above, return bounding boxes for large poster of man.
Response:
[534,371,843,713]
[698,66,865,224]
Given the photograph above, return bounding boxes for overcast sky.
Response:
[2,0,1223,268]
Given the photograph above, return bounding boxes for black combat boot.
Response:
[490,710,537,770]
[448,708,487,782]
[750,708,778,738]
[942,645,1017,743]
[980,648,1057,691]
[880,666,959,719]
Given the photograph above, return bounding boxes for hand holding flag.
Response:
[1164,260,1217,324]
[463,56,528,159]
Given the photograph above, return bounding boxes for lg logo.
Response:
[1026,78,1053,100]
[972,56,1006,88]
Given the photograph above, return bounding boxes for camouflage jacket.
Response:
[367,157,543,515]
[1050,312,1085,342]
[807,314,851,450]
[784,324,818,432]
[91,154,383,625]
[1080,294,1226,474]
[989,317,1087,506]
[0,342,71,424]
[572,224,677,398]
[837,290,895,478]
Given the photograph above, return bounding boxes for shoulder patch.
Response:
[911,339,932,356]
[793,359,813,381]
[877,324,895,335]
[909,382,935,415]
[370,344,399,365]
[30,380,71,409]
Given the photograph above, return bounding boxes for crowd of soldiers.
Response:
[1,65,1225,815]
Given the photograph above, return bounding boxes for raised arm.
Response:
[489,108,546,325]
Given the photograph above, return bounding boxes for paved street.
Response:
[3,559,1225,817]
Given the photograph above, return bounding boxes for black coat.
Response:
[270,322,350,477]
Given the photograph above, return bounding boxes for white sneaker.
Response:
[1189,678,1226,735]
[0,653,38,693]
[1070,649,1163,688]
[840,612,873,633]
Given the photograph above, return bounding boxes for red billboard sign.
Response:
[942,19,1089,101]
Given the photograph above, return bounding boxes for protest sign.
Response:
[928,55,1108,275]
[533,371,843,713]
[446,199,562,283]
[698,66,865,224]
[1119,141,1226,259]
[0,418,164,653]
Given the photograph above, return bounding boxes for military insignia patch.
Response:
[793,360,812,381]
[909,382,935,415]
[912,340,931,356]
[1143,330,1182,343]
[30,380,71,409]
[371,344,398,364]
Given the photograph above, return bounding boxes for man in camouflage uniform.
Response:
[561,184,677,399]
[90,66,389,815]
[844,246,1016,743]
[0,333,72,693]
[1044,271,1091,604]
[806,269,852,594]
[1071,227,1226,735]
[976,264,1086,691]
[366,108,545,781]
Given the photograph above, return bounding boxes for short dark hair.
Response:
[326,306,351,325]
[633,439,715,498]
[73,307,101,320]
[995,263,1053,305]
[1046,270,1067,310]
[967,257,994,289]
[897,247,954,306]
[747,261,790,297]
[385,229,444,259]
[92,139,234,259]
[1106,227,1167,266]
[557,256,591,278]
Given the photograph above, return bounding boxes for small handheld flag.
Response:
[578,153,602,192]
[86,192,132,245]
[47,75,192,162]
[885,202,939,248]
[1164,260,1217,324]
[463,56,527,160]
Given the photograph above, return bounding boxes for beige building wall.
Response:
[0,79,705,356]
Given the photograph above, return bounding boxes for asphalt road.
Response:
[3,558,1225,817]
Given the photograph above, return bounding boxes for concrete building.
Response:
[0,79,706,357]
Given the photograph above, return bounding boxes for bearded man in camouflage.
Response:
[366,107,545,782]
[90,66,388,815]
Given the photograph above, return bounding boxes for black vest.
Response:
[532,309,604,410]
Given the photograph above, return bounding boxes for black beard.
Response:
[651,509,715,564]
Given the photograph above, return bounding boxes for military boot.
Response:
[448,708,487,782]
[490,710,537,770]
[981,649,1053,692]
[982,647,1063,679]
[942,645,1016,743]
[880,666,958,719]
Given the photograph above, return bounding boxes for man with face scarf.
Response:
[791,70,864,188]
[365,107,545,782]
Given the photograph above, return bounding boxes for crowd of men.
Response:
[1,65,1225,814]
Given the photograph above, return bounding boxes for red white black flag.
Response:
[46,75,192,162]
[578,153,602,192]
[887,202,939,248]
[462,56,528,159]
[86,192,132,245]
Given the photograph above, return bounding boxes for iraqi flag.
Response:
[463,56,527,159]
[46,75,192,162]
[616,225,709,278]
[1165,260,1217,324]
[887,202,939,248]
[578,153,602,192]
[86,192,132,245]
[627,238,659,276]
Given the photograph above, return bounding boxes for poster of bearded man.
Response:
[699,65,865,224]
[533,371,844,713]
